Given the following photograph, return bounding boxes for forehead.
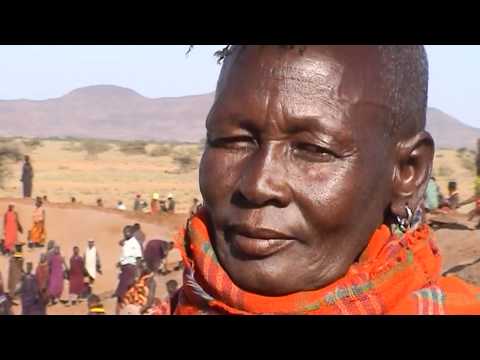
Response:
[211,46,391,131]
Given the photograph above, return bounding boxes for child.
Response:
[146,279,179,315]
[87,294,105,315]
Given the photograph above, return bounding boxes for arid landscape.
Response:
[1,86,480,315]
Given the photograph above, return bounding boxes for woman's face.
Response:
[200,46,397,295]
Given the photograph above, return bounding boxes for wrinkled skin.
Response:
[199,46,433,296]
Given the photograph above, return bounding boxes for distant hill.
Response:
[426,108,480,150]
[0,85,478,148]
[0,85,214,142]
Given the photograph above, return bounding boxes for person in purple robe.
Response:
[68,246,85,306]
[47,246,66,305]
[18,262,46,315]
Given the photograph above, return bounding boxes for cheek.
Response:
[292,161,358,228]
[292,156,388,232]
[199,149,241,207]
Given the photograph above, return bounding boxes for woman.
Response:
[118,240,163,315]
[8,244,24,302]
[68,246,85,306]
[21,155,33,198]
[173,45,480,315]
[3,204,23,255]
[45,240,55,263]
[151,193,161,214]
[0,271,13,315]
[29,198,46,248]
[18,262,45,315]
[35,254,49,296]
[47,246,66,305]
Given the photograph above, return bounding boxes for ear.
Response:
[390,131,434,218]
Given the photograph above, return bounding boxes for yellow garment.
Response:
[475,176,480,196]
[30,221,46,245]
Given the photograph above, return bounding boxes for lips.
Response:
[226,225,295,258]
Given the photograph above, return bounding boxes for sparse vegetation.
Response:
[437,165,454,178]
[119,141,147,155]
[0,145,23,188]
[461,157,476,172]
[23,138,43,150]
[62,141,84,152]
[172,148,199,173]
[149,144,173,157]
[82,140,111,160]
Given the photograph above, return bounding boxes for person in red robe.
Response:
[3,204,23,255]
[68,246,85,306]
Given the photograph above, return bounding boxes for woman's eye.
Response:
[292,143,337,162]
[208,136,257,151]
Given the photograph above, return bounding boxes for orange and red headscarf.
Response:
[173,208,480,315]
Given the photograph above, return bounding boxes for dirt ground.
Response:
[0,198,187,315]
[0,139,202,214]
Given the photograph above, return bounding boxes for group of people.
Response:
[2,197,47,255]
[0,239,102,315]
[425,176,480,226]
[101,193,182,215]
[133,193,176,215]
[113,223,182,315]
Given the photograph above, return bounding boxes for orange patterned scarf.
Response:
[173,209,480,315]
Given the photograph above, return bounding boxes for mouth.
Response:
[226,224,295,259]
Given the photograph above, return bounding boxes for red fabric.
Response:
[69,256,85,295]
[35,262,49,291]
[174,209,480,315]
[4,211,18,252]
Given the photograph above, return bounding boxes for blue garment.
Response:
[20,274,44,315]
[425,179,439,210]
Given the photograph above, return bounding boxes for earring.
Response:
[396,204,414,232]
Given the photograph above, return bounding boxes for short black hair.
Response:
[212,45,429,141]
[166,279,178,293]
[88,294,101,305]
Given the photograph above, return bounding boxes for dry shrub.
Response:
[119,141,147,155]
[82,140,111,160]
[62,142,83,152]
[149,144,172,157]
[461,157,475,172]
[172,148,199,173]
[0,145,23,188]
[437,165,454,178]
[23,138,43,150]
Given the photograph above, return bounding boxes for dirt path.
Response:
[435,227,480,286]
[0,198,187,315]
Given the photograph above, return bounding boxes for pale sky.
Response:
[0,45,478,127]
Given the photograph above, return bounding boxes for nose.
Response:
[233,142,292,208]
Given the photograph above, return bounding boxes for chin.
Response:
[220,257,310,296]
[221,255,350,297]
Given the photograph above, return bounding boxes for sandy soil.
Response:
[0,198,187,315]
[0,140,202,214]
